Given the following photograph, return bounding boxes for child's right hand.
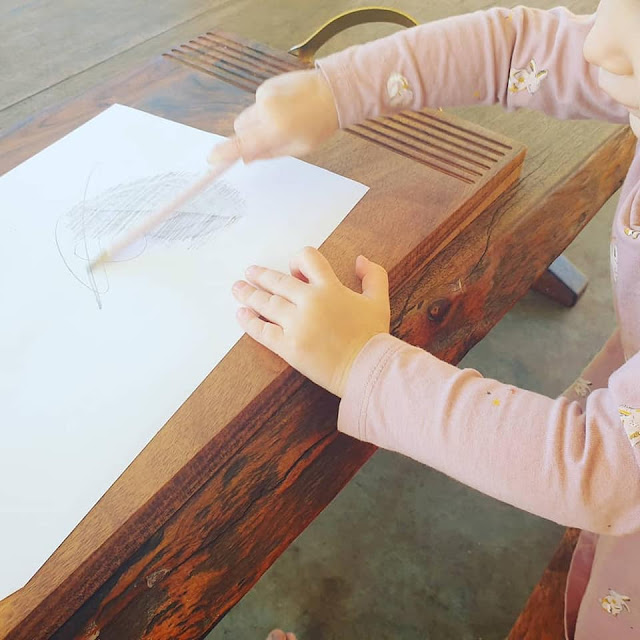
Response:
[207,69,339,165]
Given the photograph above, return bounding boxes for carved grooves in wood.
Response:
[350,110,512,184]
[163,32,303,92]
[165,33,511,185]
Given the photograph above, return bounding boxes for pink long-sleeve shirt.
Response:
[317,7,640,639]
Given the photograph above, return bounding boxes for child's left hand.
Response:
[232,247,390,397]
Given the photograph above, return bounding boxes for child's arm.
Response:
[232,247,639,534]
[317,6,630,127]
[337,329,640,535]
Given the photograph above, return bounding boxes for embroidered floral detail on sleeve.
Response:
[601,589,631,616]
[387,72,414,107]
[620,406,640,446]
[508,59,548,95]
[610,240,619,282]
[572,377,593,397]
[623,226,640,239]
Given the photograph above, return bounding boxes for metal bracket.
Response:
[289,7,418,63]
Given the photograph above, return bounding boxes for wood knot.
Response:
[427,298,451,323]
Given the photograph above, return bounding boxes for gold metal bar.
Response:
[288,7,419,63]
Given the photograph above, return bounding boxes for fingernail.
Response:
[232,281,244,293]
[245,265,258,277]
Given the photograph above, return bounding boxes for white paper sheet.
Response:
[0,104,368,600]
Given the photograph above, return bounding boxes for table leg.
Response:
[531,255,588,307]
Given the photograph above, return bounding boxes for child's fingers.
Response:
[205,105,270,163]
[265,630,297,640]
[233,104,281,162]
[237,307,284,354]
[356,255,389,301]
[289,257,309,283]
[206,137,241,166]
[232,281,293,327]
[244,265,307,304]
[289,246,337,286]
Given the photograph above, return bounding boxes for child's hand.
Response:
[266,631,296,640]
[208,69,339,165]
[232,247,390,398]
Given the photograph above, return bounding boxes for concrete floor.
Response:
[1,0,618,638]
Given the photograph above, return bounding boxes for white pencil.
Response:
[88,158,236,271]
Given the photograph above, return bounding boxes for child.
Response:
[209,1,640,638]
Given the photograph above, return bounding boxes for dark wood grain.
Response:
[390,124,635,359]
[0,27,634,640]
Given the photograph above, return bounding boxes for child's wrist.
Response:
[310,69,339,134]
[334,332,388,398]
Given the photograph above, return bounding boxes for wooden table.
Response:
[0,28,635,640]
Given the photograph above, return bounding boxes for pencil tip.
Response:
[88,251,107,273]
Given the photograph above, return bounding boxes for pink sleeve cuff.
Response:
[337,333,402,439]
[337,333,458,443]
[315,54,363,129]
